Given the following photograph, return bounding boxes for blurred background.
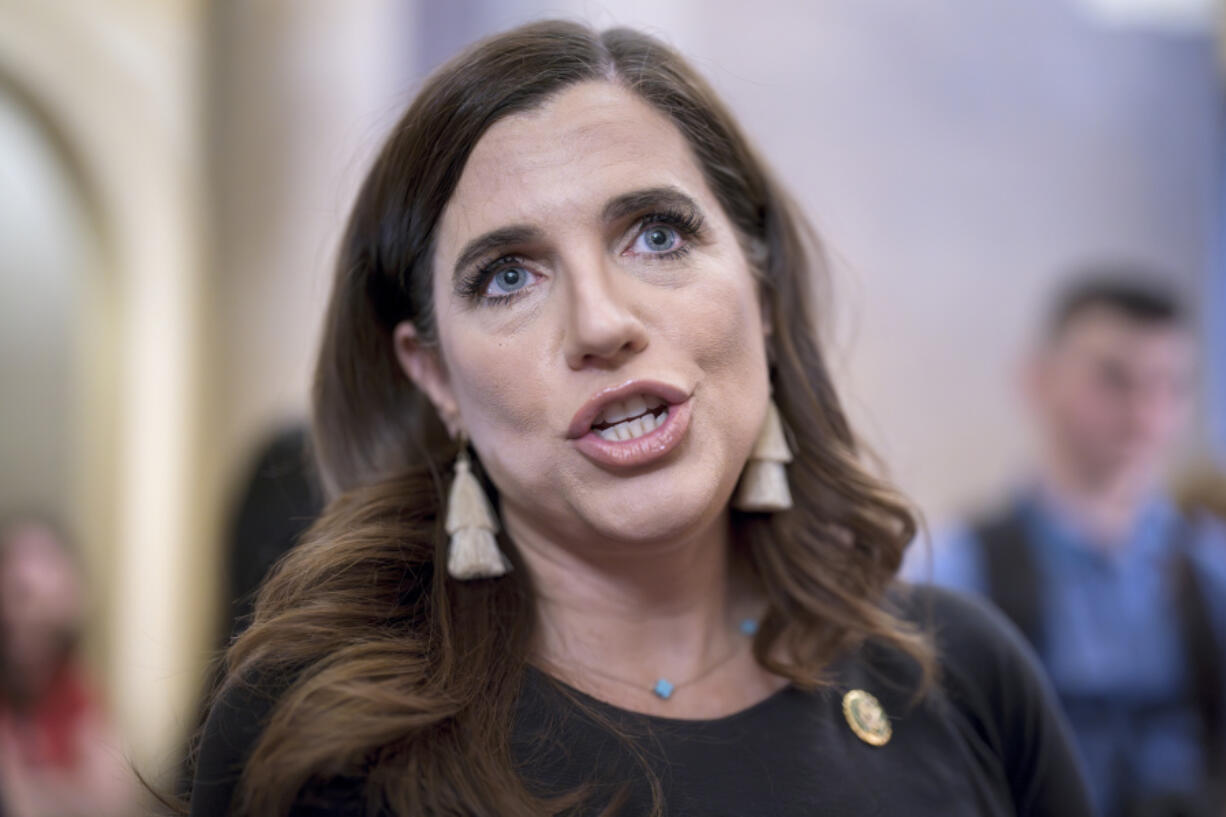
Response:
[1,0,1224,799]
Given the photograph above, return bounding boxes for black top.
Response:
[190,587,1094,816]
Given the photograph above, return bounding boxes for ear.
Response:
[393,321,462,438]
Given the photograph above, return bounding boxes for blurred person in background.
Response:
[174,426,322,800]
[222,426,321,642]
[187,19,1092,817]
[925,272,1226,817]
[0,517,137,817]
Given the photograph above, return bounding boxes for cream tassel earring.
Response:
[445,438,511,580]
[733,398,794,512]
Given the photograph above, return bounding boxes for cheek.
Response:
[682,274,766,381]
[664,272,770,446]
[439,330,556,479]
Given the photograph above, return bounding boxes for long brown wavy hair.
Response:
[219,19,931,817]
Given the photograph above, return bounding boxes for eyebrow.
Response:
[601,186,703,224]
[450,186,705,287]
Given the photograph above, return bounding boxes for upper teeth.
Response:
[595,394,664,425]
[593,394,667,441]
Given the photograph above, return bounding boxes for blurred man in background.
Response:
[926,272,1226,817]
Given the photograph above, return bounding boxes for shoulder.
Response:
[899,583,1027,657]
[888,584,1042,706]
[887,584,1095,816]
[896,584,1044,717]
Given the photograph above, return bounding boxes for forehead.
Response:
[1055,306,1193,366]
[436,81,713,249]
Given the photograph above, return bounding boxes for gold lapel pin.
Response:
[842,689,892,747]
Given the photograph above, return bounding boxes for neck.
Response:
[503,501,765,706]
[1039,452,1155,546]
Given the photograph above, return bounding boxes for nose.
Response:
[561,253,649,370]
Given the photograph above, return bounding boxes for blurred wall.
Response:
[205,0,415,490]
[0,0,208,776]
[0,84,90,533]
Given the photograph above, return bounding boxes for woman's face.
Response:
[396,80,771,551]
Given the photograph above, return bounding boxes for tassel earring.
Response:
[733,398,793,512]
[445,438,511,580]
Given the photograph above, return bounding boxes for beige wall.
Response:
[206,0,414,521]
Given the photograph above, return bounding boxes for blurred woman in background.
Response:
[189,20,1093,817]
[0,517,136,817]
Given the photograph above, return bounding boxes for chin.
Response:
[1087,454,1157,489]
[575,476,734,548]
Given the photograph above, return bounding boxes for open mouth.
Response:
[589,395,670,442]
[567,379,691,468]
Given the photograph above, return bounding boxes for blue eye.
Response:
[634,224,682,254]
[483,265,534,297]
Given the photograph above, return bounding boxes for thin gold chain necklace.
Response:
[540,617,759,700]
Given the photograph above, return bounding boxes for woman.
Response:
[190,20,1093,817]
[0,518,137,817]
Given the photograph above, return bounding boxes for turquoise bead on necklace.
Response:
[652,679,676,699]
[649,617,759,700]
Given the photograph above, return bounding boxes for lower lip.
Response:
[572,399,692,468]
